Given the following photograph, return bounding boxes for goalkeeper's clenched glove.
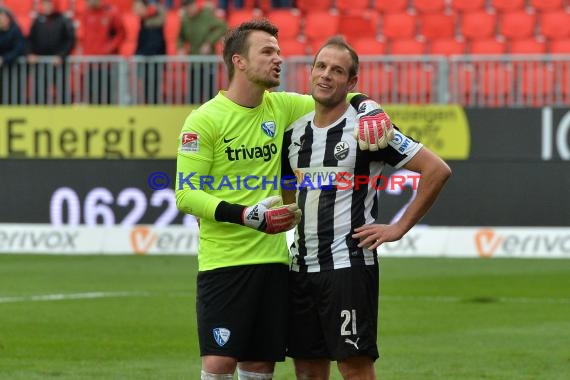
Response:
[355,100,394,151]
[242,196,302,234]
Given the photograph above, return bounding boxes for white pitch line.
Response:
[382,295,570,305]
[0,291,150,304]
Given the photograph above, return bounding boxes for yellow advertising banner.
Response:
[0,106,193,159]
[0,105,470,159]
[384,105,470,160]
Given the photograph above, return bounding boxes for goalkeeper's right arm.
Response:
[175,155,300,234]
[215,196,301,234]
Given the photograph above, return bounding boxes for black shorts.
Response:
[197,263,288,361]
[287,265,379,361]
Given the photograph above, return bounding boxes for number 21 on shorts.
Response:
[340,309,357,336]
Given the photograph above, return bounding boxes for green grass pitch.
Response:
[0,255,569,379]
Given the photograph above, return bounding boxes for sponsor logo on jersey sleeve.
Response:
[390,131,412,153]
[180,132,199,152]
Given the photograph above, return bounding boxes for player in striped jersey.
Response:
[283,37,451,379]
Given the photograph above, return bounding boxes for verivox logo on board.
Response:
[474,228,570,258]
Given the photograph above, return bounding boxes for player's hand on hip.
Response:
[352,223,404,251]
[243,196,302,234]
[354,100,394,151]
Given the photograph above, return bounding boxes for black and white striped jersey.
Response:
[283,106,423,273]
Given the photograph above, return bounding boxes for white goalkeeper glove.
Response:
[242,196,302,234]
[355,100,394,151]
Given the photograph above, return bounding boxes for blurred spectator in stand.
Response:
[177,0,226,103]
[157,0,176,9]
[133,0,166,104]
[27,0,75,104]
[218,1,291,10]
[80,0,126,104]
[270,0,292,8]
[0,6,26,104]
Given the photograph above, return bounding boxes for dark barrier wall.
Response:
[1,160,185,225]
[1,108,568,226]
[1,159,567,227]
[465,108,570,161]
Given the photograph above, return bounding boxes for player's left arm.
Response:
[352,147,451,250]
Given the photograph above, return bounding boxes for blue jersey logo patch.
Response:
[261,121,276,138]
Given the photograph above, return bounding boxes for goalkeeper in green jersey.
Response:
[175,19,393,380]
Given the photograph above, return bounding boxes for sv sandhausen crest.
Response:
[261,121,276,138]
[334,141,350,160]
[212,327,231,347]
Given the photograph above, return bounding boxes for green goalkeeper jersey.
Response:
[176,90,315,271]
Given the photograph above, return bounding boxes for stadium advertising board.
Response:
[0,105,468,160]
[1,224,568,258]
[385,105,470,160]
[0,107,192,159]
[0,224,198,255]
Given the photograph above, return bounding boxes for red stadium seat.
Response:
[479,63,514,106]
[556,63,570,101]
[114,0,134,13]
[490,0,526,12]
[453,63,475,103]
[382,12,417,40]
[122,12,140,44]
[350,37,387,55]
[394,63,435,103]
[430,38,467,55]
[14,13,32,36]
[339,11,379,42]
[540,11,570,40]
[419,14,456,40]
[120,41,137,57]
[164,10,181,55]
[470,38,507,54]
[227,9,263,28]
[278,37,308,56]
[449,0,486,13]
[267,9,301,39]
[517,63,555,105]
[304,11,339,41]
[549,38,570,53]
[236,0,260,9]
[460,11,498,40]
[530,0,564,12]
[414,0,447,14]
[499,11,537,40]
[74,0,87,15]
[162,62,188,105]
[374,0,409,14]
[3,0,34,15]
[357,63,395,102]
[390,38,427,55]
[509,38,547,53]
[296,0,333,13]
[336,0,371,13]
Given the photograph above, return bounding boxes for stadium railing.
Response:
[1,54,569,107]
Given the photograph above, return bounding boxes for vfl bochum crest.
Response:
[261,121,276,138]
[213,327,231,347]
